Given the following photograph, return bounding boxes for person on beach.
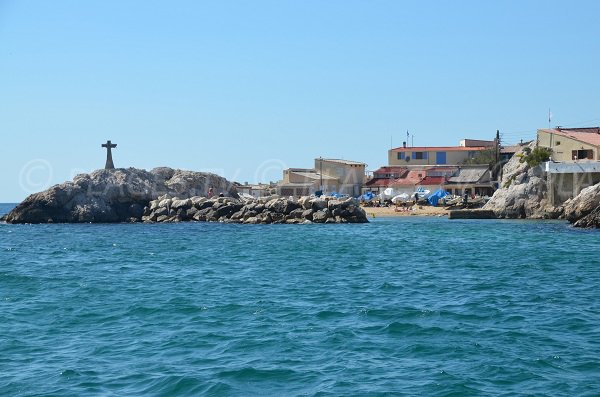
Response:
[208,188,214,198]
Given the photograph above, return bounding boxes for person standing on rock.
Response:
[208,188,214,199]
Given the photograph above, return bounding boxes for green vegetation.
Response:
[519,146,552,167]
[503,174,516,188]
[460,148,496,167]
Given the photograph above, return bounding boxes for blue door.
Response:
[436,152,446,164]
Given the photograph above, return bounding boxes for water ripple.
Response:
[1,214,600,396]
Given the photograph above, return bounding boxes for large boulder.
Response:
[483,143,558,219]
[4,167,235,223]
[563,183,600,227]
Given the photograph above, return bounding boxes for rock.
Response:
[158,198,172,209]
[191,196,207,207]
[243,216,259,224]
[4,167,235,224]
[5,179,369,225]
[230,210,245,220]
[186,207,199,218]
[149,199,160,210]
[563,183,600,223]
[572,206,600,228]
[298,196,312,210]
[302,209,314,221]
[312,210,329,223]
[287,208,305,219]
[346,207,368,223]
[154,207,168,217]
[205,209,219,221]
[171,198,192,210]
[483,142,559,219]
[311,198,328,211]
[214,203,242,219]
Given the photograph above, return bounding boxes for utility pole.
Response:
[494,130,501,183]
[319,156,323,194]
[495,130,500,166]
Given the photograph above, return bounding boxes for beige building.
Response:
[314,158,366,196]
[278,168,338,197]
[278,158,366,197]
[537,127,600,161]
[388,143,489,166]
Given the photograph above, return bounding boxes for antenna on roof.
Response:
[548,108,552,129]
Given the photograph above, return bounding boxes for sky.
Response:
[1,0,600,201]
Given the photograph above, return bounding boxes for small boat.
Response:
[411,187,431,200]
[391,193,410,204]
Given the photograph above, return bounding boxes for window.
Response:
[397,152,405,160]
[556,141,561,146]
[436,152,447,164]
[572,150,594,160]
[414,152,427,160]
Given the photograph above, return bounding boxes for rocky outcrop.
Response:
[2,168,368,224]
[563,183,600,228]
[483,142,561,219]
[141,195,368,224]
[3,167,235,223]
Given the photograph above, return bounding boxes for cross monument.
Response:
[102,140,117,169]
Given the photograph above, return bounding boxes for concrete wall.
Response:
[537,130,598,162]
[545,161,600,205]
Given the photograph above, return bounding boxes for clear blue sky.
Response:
[1,0,600,201]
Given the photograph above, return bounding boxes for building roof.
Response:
[319,158,366,166]
[372,166,408,174]
[539,127,600,147]
[447,167,489,183]
[426,167,458,177]
[390,146,488,152]
[500,145,524,154]
[365,178,394,187]
[418,176,446,185]
[389,169,426,186]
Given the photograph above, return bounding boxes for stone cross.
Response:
[102,140,117,169]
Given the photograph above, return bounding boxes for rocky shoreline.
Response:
[4,157,600,227]
[480,142,600,228]
[1,167,367,224]
[142,195,367,224]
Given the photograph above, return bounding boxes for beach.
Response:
[362,205,449,218]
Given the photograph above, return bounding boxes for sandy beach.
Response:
[361,205,449,218]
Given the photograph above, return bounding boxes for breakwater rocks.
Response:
[141,195,368,224]
[3,167,234,224]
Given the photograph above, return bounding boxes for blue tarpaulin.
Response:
[427,189,449,206]
[362,191,375,201]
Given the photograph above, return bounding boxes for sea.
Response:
[1,202,600,396]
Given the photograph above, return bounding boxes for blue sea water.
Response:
[1,202,600,396]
